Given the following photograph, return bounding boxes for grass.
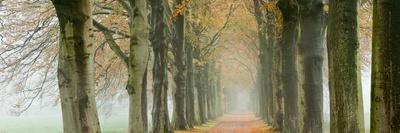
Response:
[0,115,128,133]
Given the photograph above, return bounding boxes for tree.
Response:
[277,0,300,132]
[185,20,196,128]
[371,0,400,132]
[171,0,188,130]
[91,1,151,132]
[150,0,173,132]
[253,0,270,122]
[327,0,365,132]
[51,0,101,132]
[298,0,324,132]
[125,0,150,132]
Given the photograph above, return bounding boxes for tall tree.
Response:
[126,0,150,132]
[172,0,188,130]
[194,41,207,124]
[298,0,324,132]
[51,0,101,132]
[91,1,151,132]
[327,0,365,132]
[150,0,172,132]
[253,0,269,122]
[185,31,196,128]
[264,0,278,125]
[277,0,300,132]
[371,0,400,132]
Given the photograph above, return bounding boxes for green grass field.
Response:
[0,115,128,133]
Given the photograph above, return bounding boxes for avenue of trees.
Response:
[254,0,400,132]
[0,0,399,133]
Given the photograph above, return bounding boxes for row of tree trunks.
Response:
[254,0,326,132]
[52,0,101,132]
[371,0,400,132]
[52,0,224,132]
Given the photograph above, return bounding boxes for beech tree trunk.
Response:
[265,6,276,126]
[193,47,207,124]
[271,32,283,131]
[185,40,196,128]
[172,0,188,130]
[253,0,269,122]
[277,0,300,132]
[126,0,150,132]
[371,0,400,132]
[205,63,212,119]
[327,0,365,132]
[298,0,324,132]
[149,0,172,133]
[52,0,101,133]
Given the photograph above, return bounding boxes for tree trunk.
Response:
[52,0,101,132]
[298,0,324,132]
[142,57,149,133]
[204,63,214,119]
[150,0,172,132]
[193,46,207,124]
[271,37,283,131]
[277,0,300,132]
[196,68,207,124]
[327,0,365,132]
[253,0,269,122]
[185,40,196,128]
[172,0,188,129]
[126,0,150,132]
[265,7,276,126]
[216,65,223,116]
[371,0,400,132]
[209,62,217,119]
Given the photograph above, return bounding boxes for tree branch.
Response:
[93,20,129,65]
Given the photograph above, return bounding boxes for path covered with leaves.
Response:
[176,113,274,133]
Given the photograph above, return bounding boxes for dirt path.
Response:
[175,113,274,133]
[206,113,274,133]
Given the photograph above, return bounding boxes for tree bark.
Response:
[52,0,101,132]
[126,0,150,132]
[172,0,188,130]
[185,40,196,128]
[298,0,324,132]
[149,0,173,132]
[194,48,208,123]
[327,0,365,132]
[277,0,300,132]
[253,0,270,122]
[371,0,400,132]
[141,57,149,133]
[204,63,211,118]
[265,5,276,126]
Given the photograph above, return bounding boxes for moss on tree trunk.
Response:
[371,0,400,132]
[327,0,365,132]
